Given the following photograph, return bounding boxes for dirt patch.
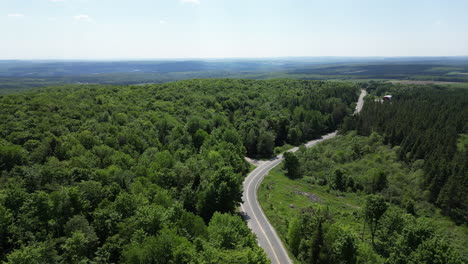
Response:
[294,189,322,203]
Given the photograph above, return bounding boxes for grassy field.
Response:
[389,80,468,88]
[258,134,468,263]
[259,166,370,263]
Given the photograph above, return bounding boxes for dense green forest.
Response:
[0,79,359,263]
[259,132,467,264]
[343,83,468,224]
[258,83,467,263]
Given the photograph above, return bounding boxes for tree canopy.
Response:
[343,83,468,224]
[0,79,359,263]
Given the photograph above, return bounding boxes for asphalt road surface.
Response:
[240,89,366,264]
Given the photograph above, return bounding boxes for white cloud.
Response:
[181,0,200,4]
[50,0,66,2]
[74,14,92,22]
[434,20,442,26]
[160,20,167,25]
[48,17,57,21]
[7,13,25,18]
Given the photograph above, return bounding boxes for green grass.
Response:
[424,67,464,73]
[258,133,468,263]
[259,166,370,263]
[259,165,468,262]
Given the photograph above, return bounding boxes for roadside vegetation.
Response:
[259,132,467,264]
[344,83,467,224]
[259,84,467,264]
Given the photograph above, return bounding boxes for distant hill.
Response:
[1,57,468,94]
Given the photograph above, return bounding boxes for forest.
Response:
[259,83,467,264]
[343,83,467,224]
[0,79,359,263]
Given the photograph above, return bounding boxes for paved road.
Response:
[240,89,366,264]
[354,89,367,115]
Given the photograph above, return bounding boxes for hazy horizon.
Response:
[2,56,468,62]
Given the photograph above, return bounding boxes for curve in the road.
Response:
[240,89,366,264]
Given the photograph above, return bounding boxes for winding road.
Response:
[240,89,367,264]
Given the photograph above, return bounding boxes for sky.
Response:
[1,0,468,59]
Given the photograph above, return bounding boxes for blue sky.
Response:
[1,0,468,59]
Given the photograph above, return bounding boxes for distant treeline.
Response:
[291,64,468,82]
[2,60,468,95]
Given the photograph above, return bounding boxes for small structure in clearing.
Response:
[383,95,392,101]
